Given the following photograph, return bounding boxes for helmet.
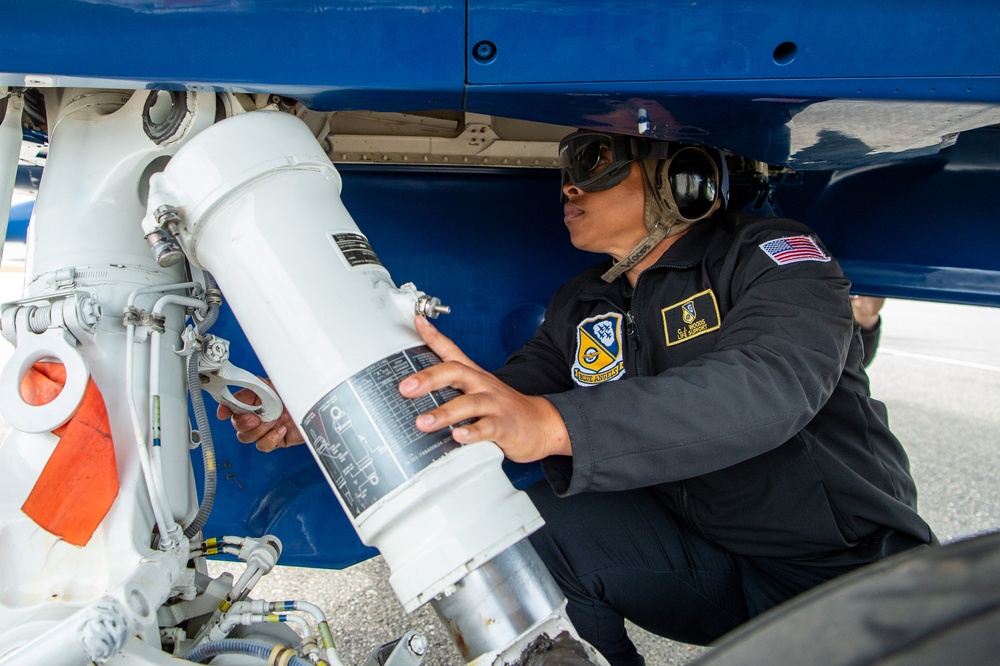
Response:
[558,130,728,281]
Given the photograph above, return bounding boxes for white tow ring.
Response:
[0,326,90,434]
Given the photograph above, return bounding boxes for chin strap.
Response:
[600,222,671,282]
[600,159,697,283]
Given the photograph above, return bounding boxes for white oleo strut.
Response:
[148,110,545,617]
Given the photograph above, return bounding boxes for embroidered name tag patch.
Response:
[662,289,721,347]
[571,312,626,386]
[759,235,831,265]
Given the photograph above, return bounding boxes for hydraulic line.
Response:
[125,313,179,548]
[282,601,345,666]
[126,282,204,312]
[183,351,216,538]
[148,293,207,543]
[208,607,331,665]
[237,613,326,664]
[236,599,346,666]
[215,612,313,643]
[271,612,311,640]
[190,535,244,558]
[184,273,220,538]
[148,293,208,406]
[188,536,283,651]
[195,272,221,333]
[123,281,204,549]
[256,615,325,665]
[183,639,316,665]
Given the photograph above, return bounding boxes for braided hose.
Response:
[183,272,220,539]
[184,639,314,665]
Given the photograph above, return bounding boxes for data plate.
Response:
[331,231,383,269]
[301,345,462,517]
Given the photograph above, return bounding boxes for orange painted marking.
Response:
[20,362,119,547]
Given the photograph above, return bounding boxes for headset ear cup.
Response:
[701,170,718,202]
[665,147,722,220]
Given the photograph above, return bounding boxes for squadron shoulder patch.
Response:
[662,289,721,346]
[759,235,831,265]
[571,312,626,387]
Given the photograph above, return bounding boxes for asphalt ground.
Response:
[206,298,1000,665]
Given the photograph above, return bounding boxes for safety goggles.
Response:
[558,131,670,192]
[559,131,721,221]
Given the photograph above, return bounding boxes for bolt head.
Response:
[472,40,498,63]
[407,633,428,656]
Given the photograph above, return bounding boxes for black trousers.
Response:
[526,482,876,666]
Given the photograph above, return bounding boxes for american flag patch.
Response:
[759,236,831,265]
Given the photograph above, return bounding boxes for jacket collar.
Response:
[576,215,719,302]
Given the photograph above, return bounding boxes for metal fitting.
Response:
[201,335,230,366]
[204,288,222,307]
[153,204,183,229]
[407,632,428,657]
[240,535,282,571]
[123,306,142,327]
[140,311,167,334]
[415,294,451,319]
[77,294,102,329]
[145,228,184,268]
[79,599,129,663]
[177,325,200,357]
[48,268,76,290]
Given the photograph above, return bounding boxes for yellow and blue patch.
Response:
[572,312,626,386]
[662,289,721,346]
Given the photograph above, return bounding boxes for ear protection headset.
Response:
[558,130,726,281]
[559,131,722,220]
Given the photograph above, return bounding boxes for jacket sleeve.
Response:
[860,317,882,368]
[543,222,855,495]
[492,300,576,397]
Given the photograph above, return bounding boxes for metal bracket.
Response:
[364,631,427,666]
[49,267,76,290]
[0,291,101,345]
[0,307,90,433]
[322,111,566,167]
[196,335,283,422]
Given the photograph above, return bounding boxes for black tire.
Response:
[694,531,1000,665]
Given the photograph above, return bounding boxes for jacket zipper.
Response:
[680,482,693,525]
[626,268,701,531]
[625,310,645,376]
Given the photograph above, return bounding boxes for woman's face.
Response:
[561,155,647,260]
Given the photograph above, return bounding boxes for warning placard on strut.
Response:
[301,346,462,517]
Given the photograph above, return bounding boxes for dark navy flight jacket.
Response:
[494,210,933,564]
